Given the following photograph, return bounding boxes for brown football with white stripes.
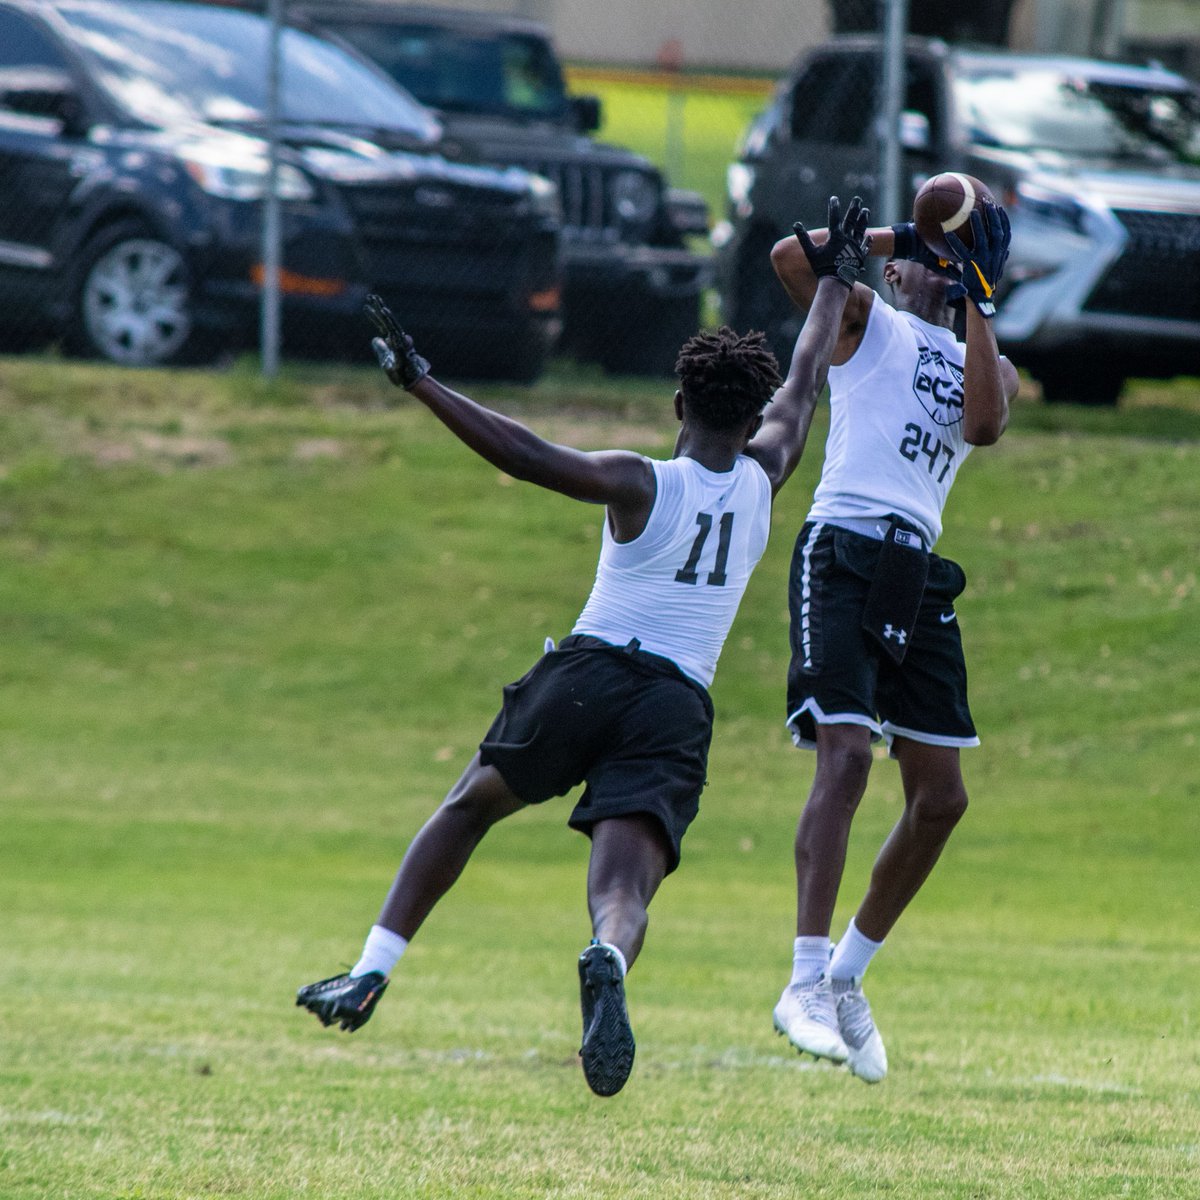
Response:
[913,172,995,259]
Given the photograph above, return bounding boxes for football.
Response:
[913,172,995,260]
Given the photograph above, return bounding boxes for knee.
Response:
[909,783,969,829]
[441,772,514,834]
[813,738,875,802]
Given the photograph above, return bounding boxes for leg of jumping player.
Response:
[295,753,524,1031]
[826,739,968,1084]
[577,814,672,1097]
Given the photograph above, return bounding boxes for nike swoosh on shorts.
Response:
[939,611,957,624]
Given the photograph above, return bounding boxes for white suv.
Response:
[716,38,1200,405]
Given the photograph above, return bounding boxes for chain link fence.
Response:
[2,0,1198,393]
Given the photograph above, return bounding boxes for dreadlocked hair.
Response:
[674,326,783,432]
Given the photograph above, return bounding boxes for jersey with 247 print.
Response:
[807,299,973,549]
[572,454,772,688]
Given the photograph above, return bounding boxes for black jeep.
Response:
[299,3,712,375]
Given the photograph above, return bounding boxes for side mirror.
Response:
[899,109,931,153]
[0,69,86,134]
[570,94,602,134]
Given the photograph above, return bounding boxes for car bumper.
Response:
[563,242,710,302]
[997,203,1200,376]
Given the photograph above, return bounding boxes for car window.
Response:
[327,22,568,120]
[790,56,873,144]
[955,67,1200,163]
[53,0,439,140]
[0,9,70,70]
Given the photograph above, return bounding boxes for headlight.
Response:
[1014,181,1086,234]
[525,172,562,222]
[726,162,755,207]
[609,170,658,225]
[183,157,315,203]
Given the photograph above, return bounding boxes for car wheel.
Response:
[1033,361,1125,407]
[726,228,799,368]
[70,223,202,367]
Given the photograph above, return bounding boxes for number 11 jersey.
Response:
[571,454,772,688]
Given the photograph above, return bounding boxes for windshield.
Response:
[955,67,1200,163]
[56,0,439,140]
[327,22,568,120]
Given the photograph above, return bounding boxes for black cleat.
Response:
[578,943,635,1096]
[296,971,388,1032]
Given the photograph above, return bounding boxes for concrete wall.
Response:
[545,1,830,72]
[410,0,831,72]
[380,1,1195,71]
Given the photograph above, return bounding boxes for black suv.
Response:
[0,0,561,378]
[298,3,711,375]
[716,37,1200,404]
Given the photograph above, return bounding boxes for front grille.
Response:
[1084,209,1200,322]
[510,160,612,237]
[334,182,523,243]
[331,180,555,302]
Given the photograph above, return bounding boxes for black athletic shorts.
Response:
[478,634,714,873]
[786,521,979,752]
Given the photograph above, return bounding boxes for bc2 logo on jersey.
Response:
[912,345,964,427]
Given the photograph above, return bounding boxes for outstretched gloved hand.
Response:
[793,195,872,289]
[944,202,1011,318]
[365,293,431,389]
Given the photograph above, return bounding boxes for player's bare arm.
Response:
[770,203,898,365]
[748,198,871,495]
[945,205,1019,445]
[366,295,655,537]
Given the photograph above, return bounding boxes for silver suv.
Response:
[715,37,1200,405]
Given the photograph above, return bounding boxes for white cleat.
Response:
[773,975,849,1063]
[832,976,888,1083]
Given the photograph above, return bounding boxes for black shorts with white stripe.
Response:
[479,635,714,872]
[785,521,979,751]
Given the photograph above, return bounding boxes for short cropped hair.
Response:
[674,326,782,432]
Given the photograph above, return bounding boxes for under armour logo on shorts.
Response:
[883,624,908,645]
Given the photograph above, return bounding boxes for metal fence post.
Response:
[878,0,909,225]
[260,0,283,378]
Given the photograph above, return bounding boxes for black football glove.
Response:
[793,195,871,289]
[943,202,1011,318]
[364,294,431,389]
[891,221,968,304]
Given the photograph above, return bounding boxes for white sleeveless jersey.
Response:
[571,454,773,688]
[807,299,973,547]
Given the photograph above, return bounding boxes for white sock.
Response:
[596,941,628,978]
[350,924,408,978]
[790,935,832,987]
[829,918,883,982]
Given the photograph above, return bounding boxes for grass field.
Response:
[570,68,773,219]
[1,356,1198,1198]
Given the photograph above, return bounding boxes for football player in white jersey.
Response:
[296,200,872,1096]
[767,200,1019,1082]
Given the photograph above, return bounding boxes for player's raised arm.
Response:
[746,197,871,496]
[365,296,655,520]
[769,195,891,362]
[944,204,1019,445]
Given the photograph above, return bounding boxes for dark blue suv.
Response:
[0,0,562,378]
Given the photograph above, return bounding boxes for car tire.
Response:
[1032,360,1125,407]
[69,221,208,367]
[725,228,799,368]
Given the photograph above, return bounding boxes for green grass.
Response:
[574,71,771,220]
[1,355,1198,1198]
